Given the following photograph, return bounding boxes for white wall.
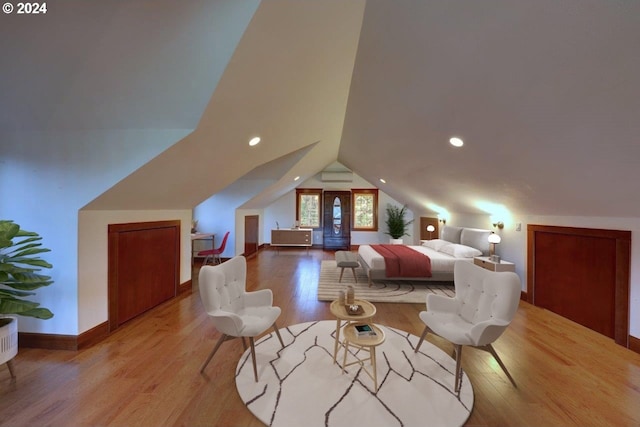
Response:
[498,215,639,338]
[0,130,189,334]
[78,210,192,334]
[194,177,278,259]
[235,208,264,256]
[262,172,408,246]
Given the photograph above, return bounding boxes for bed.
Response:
[358,226,491,285]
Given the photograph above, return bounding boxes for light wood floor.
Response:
[1,248,640,427]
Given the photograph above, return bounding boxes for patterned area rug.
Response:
[235,321,474,427]
[317,260,454,303]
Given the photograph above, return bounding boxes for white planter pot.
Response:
[0,316,18,366]
[390,238,403,245]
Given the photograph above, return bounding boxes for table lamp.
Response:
[426,224,435,240]
[488,232,501,260]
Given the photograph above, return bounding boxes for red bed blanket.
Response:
[370,244,432,278]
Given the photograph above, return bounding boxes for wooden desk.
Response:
[191,233,214,266]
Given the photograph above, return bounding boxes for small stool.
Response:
[335,251,359,283]
[341,323,386,392]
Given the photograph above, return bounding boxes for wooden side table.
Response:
[329,299,376,364]
[474,256,515,272]
[341,323,386,392]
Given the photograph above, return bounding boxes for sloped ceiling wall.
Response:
[339,0,640,218]
[4,0,640,218]
[84,0,366,210]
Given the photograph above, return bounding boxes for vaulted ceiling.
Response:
[3,0,640,219]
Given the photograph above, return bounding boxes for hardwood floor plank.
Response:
[1,248,639,427]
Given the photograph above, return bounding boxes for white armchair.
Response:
[198,255,284,381]
[415,260,521,393]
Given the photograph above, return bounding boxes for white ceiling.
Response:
[3,0,640,218]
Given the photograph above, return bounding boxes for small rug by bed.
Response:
[317,260,454,303]
[235,321,474,427]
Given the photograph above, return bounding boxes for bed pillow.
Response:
[440,226,463,244]
[460,228,491,255]
[421,239,450,251]
[439,243,482,258]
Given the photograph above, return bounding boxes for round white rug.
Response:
[235,320,474,427]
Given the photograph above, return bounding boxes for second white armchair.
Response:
[415,260,521,394]
[198,255,285,382]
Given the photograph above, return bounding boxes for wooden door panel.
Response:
[323,191,351,250]
[109,220,179,330]
[534,232,615,337]
[528,224,630,346]
[244,215,259,257]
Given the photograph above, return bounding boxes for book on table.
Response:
[355,324,376,337]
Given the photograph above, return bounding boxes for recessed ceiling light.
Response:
[449,137,464,147]
[294,176,300,181]
[379,178,386,184]
[249,136,261,146]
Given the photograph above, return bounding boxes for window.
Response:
[296,188,322,228]
[352,189,378,231]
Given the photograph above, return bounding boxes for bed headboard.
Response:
[441,225,491,256]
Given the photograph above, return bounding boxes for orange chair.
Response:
[198,231,230,265]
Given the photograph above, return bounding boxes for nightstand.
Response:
[474,256,515,272]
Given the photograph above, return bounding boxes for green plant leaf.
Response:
[0,297,40,313]
[4,256,52,268]
[7,243,46,255]
[3,273,53,290]
[0,288,35,297]
[0,220,55,319]
[17,307,54,319]
[0,221,20,241]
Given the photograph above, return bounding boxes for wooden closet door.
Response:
[323,191,351,250]
[108,221,179,330]
[527,224,630,346]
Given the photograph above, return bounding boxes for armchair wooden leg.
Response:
[6,359,16,379]
[415,325,430,352]
[351,267,357,283]
[249,337,258,382]
[272,322,285,348]
[200,333,228,373]
[482,344,517,388]
[454,344,463,394]
[339,268,345,283]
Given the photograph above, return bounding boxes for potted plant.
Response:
[0,220,55,377]
[384,204,414,244]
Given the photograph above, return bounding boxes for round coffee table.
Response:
[329,299,376,364]
[341,323,386,392]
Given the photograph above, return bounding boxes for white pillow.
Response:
[439,243,482,258]
[421,239,450,251]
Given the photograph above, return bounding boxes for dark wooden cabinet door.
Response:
[108,220,179,330]
[323,191,351,250]
[244,215,259,257]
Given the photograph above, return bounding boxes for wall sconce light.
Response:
[426,224,435,240]
[493,221,504,229]
[439,218,446,225]
[488,232,502,260]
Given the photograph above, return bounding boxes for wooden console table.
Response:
[271,228,313,253]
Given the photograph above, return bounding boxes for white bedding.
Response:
[358,244,470,272]
[357,226,491,282]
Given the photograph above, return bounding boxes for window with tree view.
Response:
[296,189,322,228]
[352,189,378,231]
